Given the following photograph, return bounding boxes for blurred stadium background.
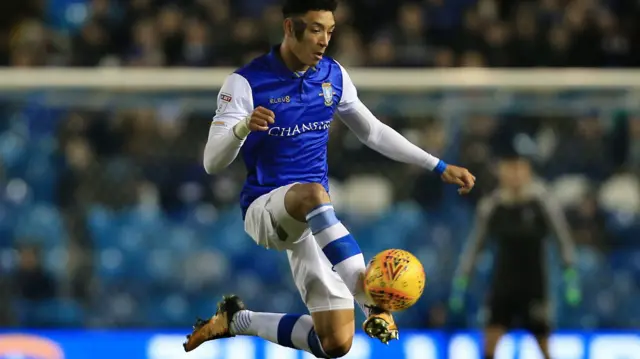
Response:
[2,0,640,358]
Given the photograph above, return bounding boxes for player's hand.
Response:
[448,276,468,313]
[441,165,476,195]
[248,106,275,132]
[563,268,582,306]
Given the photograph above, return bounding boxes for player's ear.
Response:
[283,18,294,37]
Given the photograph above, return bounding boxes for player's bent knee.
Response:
[285,183,331,222]
[310,309,355,358]
[291,183,330,208]
[319,333,353,358]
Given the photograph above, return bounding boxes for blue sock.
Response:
[231,311,329,358]
[306,204,376,314]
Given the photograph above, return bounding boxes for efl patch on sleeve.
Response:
[216,92,233,113]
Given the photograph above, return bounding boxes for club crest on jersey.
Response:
[322,83,333,106]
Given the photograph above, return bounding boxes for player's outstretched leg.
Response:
[183,295,349,358]
[284,183,398,344]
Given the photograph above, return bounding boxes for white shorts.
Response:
[244,183,354,313]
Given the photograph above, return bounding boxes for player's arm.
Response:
[334,64,475,194]
[536,187,582,305]
[449,195,496,311]
[203,73,254,174]
[455,195,497,279]
[537,189,576,268]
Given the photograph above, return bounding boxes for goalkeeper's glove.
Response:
[563,267,581,306]
[449,276,468,313]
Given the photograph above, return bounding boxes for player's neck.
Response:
[279,43,310,73]
[501,185,532,202]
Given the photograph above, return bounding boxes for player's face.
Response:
[498,159,532,190]
[289,11,335,66]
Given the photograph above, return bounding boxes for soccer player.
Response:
[182,0,476,357]
[450,154,581,359]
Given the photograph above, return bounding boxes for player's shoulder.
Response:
[320,55,340,68]
[321,56,347,73]
[490,180,551,206]
[478,191,501,213]
[234,52,273,81]
[528,180,550,198]
[314,56,348,82]
[526,181,559,207]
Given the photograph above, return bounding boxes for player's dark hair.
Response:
[282,0,338,18]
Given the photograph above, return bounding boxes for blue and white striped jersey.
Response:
[205,46,444,217]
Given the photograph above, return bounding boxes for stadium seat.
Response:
[95,248,127,284]
[0,130,29,172]
[146,294,191,327]
[0,203,15,248]
[342,175,393,216]
[13,203,66,247]
[550,175,591,208]
[598,173,640,214]
[87,206,123,249]
[15,298,85,327]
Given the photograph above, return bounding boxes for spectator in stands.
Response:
[566,193,608,250]
[4,0,640,68]
[13,244,57,302]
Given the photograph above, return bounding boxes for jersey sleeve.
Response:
[536,187,576,267]
[455,194,498,278]
[212,73,254,129]
[203,73,253,174]
[337,63,359,114]
[334,62,442,172]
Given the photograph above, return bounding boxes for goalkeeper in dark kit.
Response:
[450,153,581,359]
